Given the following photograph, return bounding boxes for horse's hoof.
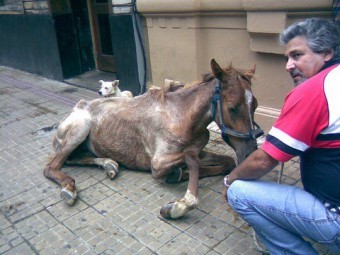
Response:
[160,201,188,219]
[104,162,119,180]
[60,188,77,205]
[160,203,176,219]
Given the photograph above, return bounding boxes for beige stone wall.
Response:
[137,0,333,133]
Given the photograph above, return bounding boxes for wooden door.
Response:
[88,0,116,72]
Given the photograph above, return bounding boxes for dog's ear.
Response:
[113,80,119,87]
[99,80,104,84]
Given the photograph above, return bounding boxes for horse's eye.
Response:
[105,87,108,90]
[241,75,250,83]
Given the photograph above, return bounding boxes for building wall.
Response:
[0,0,49,14]
[23,0,49,14]
[137,0,334,132]
[0,0,65,80]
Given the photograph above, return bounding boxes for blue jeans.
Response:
[227,180,340,255]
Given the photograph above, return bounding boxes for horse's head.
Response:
[210,59,263,165]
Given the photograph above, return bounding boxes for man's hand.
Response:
[222,185,229,204]
[222,174,232,204]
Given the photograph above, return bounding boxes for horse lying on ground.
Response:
[44,59,262,219]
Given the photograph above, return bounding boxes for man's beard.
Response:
[290,69,307,86]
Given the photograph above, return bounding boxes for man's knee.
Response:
[227,180,249,210]
[227,179,266,213]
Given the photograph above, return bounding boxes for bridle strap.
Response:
[211,79,264,144]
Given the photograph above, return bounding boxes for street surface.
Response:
[0,66,333,254]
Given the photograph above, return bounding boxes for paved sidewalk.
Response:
[0,66,334,255]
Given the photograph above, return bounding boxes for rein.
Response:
[210,79,264,144]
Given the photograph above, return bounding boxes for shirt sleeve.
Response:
[261,80,328,162]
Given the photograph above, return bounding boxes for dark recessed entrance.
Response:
[88,0,116,73]
[51,0,116,80]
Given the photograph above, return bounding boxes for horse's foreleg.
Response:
[151,153,183,179]
[160,151,200,219]
[66,157,119,180]
[198,150,236,177]
[166,150,236,183]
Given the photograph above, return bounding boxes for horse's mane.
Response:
[223,64,256,83]
[202,73,215,83]
[202,64,255,83]
[148,80,201,104]
[148,63,255,104]
[148,84,183,104]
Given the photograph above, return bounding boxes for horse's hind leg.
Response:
[44,151,79,205]
[66,157,120,180]
[44,106,92,205]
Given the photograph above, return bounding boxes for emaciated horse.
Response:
[43,59,263,219]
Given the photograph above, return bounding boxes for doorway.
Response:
[51,0,116,78]
[87,0,116,72]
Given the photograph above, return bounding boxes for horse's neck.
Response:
[178,81,215,129]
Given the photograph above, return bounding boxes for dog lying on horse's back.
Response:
[98,80,133,98]
[44,59,259,219]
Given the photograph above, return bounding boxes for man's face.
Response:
[284,36,333,86]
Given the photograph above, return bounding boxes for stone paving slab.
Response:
[0,66,335,254]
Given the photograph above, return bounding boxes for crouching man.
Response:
[223,18,340,254]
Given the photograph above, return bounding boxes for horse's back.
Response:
[84,95,156,169]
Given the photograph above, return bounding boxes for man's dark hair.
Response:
[280,18,340,62]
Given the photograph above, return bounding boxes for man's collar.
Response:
[320,59,340,72]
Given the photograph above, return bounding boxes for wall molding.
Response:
[137,0,332,14]
[255,106,281,119]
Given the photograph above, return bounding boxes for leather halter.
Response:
[211,79,264,145]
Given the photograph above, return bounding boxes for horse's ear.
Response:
[99,80,104,84]
[211,59,224,80]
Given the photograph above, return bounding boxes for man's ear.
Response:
[324,49,334,62]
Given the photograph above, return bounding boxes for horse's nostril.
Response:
[98,91,102,95]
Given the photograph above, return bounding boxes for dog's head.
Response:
[98,80,120,97]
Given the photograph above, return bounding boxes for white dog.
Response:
[98,80,133,98]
